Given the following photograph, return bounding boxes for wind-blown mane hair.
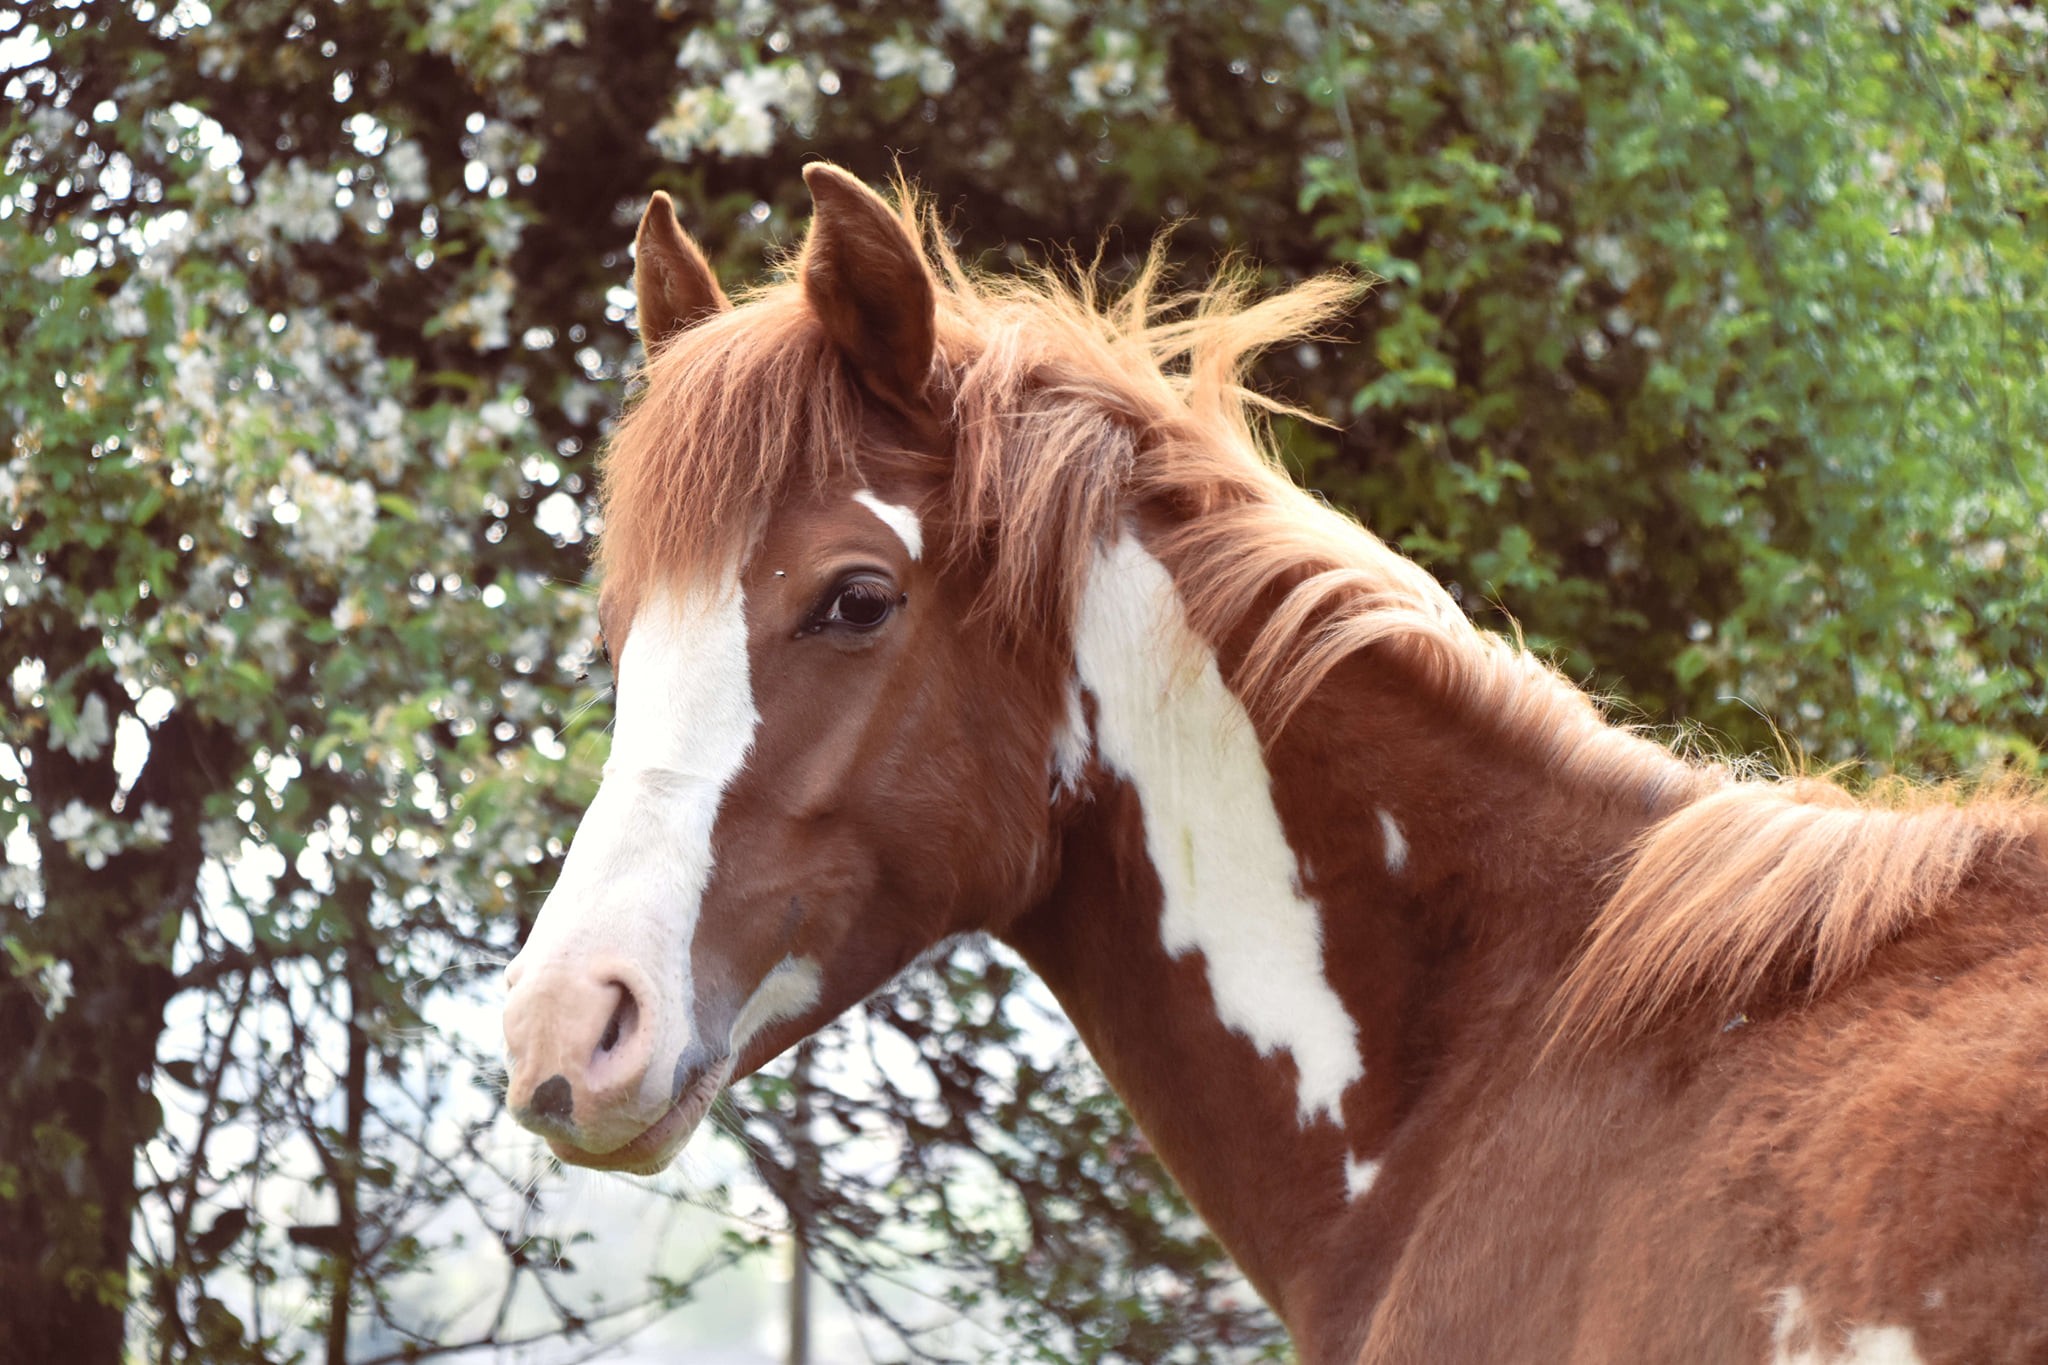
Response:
[597,185,2043,1050]
[600,191,1678,791]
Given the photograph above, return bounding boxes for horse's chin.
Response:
[543,1064,728,1175]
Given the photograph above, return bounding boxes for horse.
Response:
[499,164,2048,1363]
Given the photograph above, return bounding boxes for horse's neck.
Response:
[999,532,1659,1345]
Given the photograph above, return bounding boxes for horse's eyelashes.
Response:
[832,580,898,627]
[798,574,903,637]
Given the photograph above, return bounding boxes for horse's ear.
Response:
[799,163,936,420]
[634,190,729,354]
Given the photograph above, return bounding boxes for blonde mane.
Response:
[598,185,2042,1049]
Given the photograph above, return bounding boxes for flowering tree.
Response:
[3,1,2042,1362]
[1,3,1287,1359]
[1,5,614,1358]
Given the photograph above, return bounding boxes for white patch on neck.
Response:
[729,955,823,1055]
[509,580,760,1114]
[1073,533,1364,1126]
[1344,1154,1381,1200]
[1050,675,1091,796]
[1377,809,1407,875]
[853,490,923,561]
[1770,1287,1923,1365]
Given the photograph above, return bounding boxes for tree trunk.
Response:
[785,1039,817,1365]
[0,700,222,1363]
[325,883,376,1365]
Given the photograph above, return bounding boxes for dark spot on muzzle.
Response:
[527,1073,575,1127]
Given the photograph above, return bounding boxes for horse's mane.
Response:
[598,183,2041,1050]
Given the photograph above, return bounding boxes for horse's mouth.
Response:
[542,1065,728,1175]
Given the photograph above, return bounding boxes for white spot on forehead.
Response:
[509,580,759,1115]
[1771,1287,1924,1365]
[1377,809,1407,875]
[1344,1154,1381,1200]
[853,489,923,561]
[1074,533,1364,1126]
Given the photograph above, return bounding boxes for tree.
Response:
[1289,0,2048,774]
[2,0,2041,1361]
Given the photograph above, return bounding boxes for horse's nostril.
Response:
[598,982,638,1055]
[529,1073,574,1123]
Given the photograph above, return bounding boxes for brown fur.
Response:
[580,168,2048,1363]
[602,177,2039,1053]
[1554,776,2044,1044]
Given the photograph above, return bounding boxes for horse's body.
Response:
[499,166,2048,1362]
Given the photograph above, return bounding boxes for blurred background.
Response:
[1,0,2043,1361]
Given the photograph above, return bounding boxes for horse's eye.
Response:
[810,575,902,634]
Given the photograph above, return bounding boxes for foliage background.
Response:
[2,0,2043,1360]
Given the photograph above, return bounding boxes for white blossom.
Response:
[676,29,723,70]
[939,0,997,38]
[195,30,243,79]
[654,61,819,159]
[359,397,410,481]
[366,397,405,443]
[201,818,244,861]
[0,560,53,607]
[479,398,524,437]
[134,802,173,846]
[78,824,122,870]
[247,160,344,244]
[49,799,122,869]
[332,595,370,632]
[109,279,151,338]
[282,453,379,565]
[39,960,73,1019]
[559,381,603,426]
[872,38,955,97]
[0,863,39,905]
[652,87,722,158]
[248,616,297,676]
[50,800,95,843]
[1581,233,1643,291]
[105,633,148,677]
[10,657,43,708]
[439,269,513,351]
[1027,23,1060,74]
[476,119,527,176]
[59,693,113,761]
[382,139,430,200]
[1069,32,1140,110]
[166,341,222,427]
[716,68,785,156]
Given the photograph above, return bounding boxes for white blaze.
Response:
[853,490,923,560]
[508,580,759,1115]
[1073,533,1365,1126]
